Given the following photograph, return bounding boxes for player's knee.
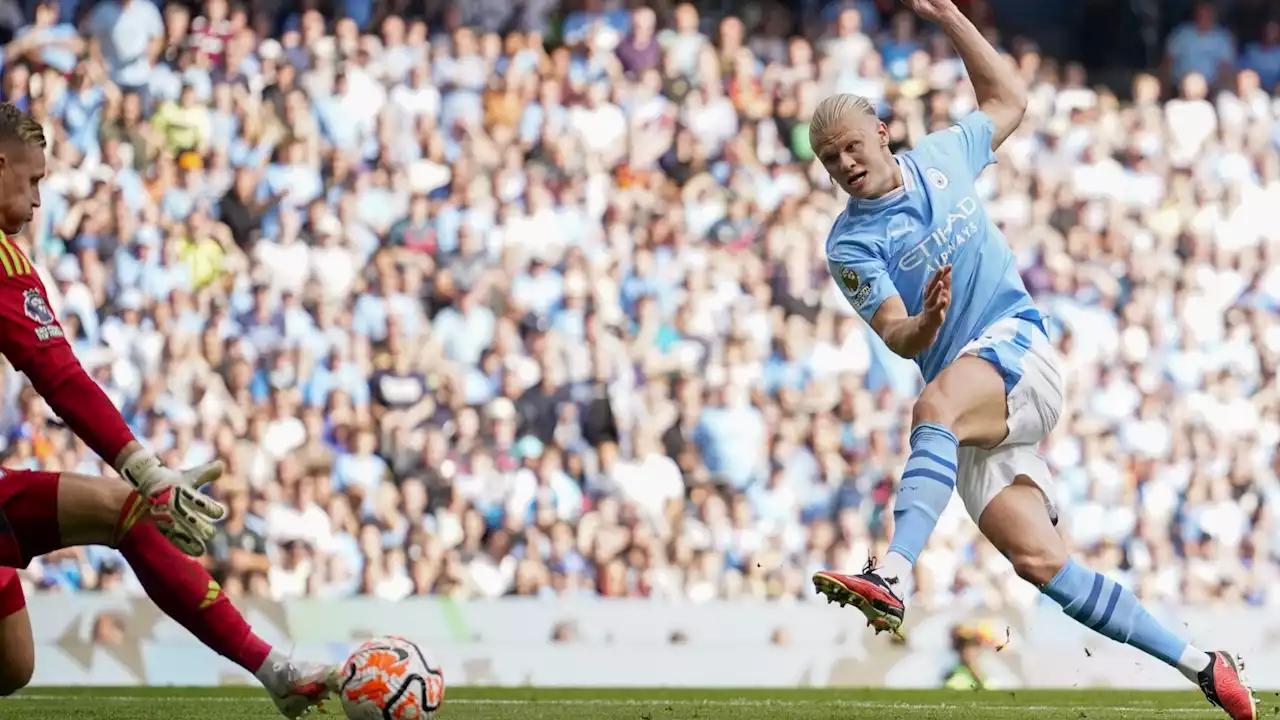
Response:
[1009,545,1068,588]
[912,389,957,429]
[0,657,33,696]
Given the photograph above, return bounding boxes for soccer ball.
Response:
[338,636,445,720]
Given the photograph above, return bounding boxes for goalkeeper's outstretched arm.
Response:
[0,274,142,470]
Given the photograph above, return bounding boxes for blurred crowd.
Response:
[8,0,1280,611]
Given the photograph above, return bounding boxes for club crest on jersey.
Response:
[22,289,53,325]
[926,168,949,189]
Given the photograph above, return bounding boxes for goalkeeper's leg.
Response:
[983,477,1255,720]
[1,470,274,671]
[0,470,337,717]
[0,568,33,695]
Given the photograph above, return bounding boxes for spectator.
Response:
[88,0,165,93]
[1241,19,1280,91]
[1165,1,1236,86]
[11,0,83,76]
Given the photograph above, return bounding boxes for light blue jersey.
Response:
[826,110,1039,383]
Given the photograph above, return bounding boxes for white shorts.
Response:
[953,312,1065,523]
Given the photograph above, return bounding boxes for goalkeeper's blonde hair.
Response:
[0,103,46,149]
[809,93,877,151]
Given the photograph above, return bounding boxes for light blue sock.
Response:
[886,422,958,566]
[1044,558,1201,673]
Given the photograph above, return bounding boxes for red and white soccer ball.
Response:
[339,636,445,720]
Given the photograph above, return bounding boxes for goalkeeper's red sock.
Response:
[113,492,273,673]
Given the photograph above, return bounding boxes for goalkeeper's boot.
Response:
[261,659,341,719]
[812,558,905,638]
[1197,651,1257,720]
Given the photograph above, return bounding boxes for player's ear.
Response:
[878,122,890,147]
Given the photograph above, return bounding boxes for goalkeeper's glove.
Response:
[119,450,227,557]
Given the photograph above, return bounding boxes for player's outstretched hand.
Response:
[900,0,959,23]
[121,451,228,557]
[922,265,952,328]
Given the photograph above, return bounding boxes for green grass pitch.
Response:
[1,686,1266,719]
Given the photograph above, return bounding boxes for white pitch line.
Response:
[423,699,1218,715]
[0,694,1225,714]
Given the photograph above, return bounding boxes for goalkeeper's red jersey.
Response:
[0,233,134,464]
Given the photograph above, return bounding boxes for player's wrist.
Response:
[917,310,943,331]
[118,446,163,493]
[933,5,969,32]
[895,314,932,355]
[113,440,147,475]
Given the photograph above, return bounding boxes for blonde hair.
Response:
[808,93,877,152]
[0,103,45,149]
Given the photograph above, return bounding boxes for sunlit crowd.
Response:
[6,0,1280,609]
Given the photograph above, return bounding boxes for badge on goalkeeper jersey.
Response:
[22,289,62,341]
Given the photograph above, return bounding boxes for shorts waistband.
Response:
[1013,308,1049,339]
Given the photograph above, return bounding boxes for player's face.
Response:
[0,142,43,236]
[816,114,895,199]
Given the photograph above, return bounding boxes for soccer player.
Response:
[810,2,1255,718]
[0,103,336,718]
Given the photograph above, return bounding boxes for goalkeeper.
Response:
[0,103,335,718]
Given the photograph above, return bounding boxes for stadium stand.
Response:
[5,0,1280,610]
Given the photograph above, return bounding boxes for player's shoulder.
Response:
[910,111,992,152]
[906,126,957,159]
[900,141,953,187]
[0,236,39,287]
[826,202,889,260]
[902,117,991,183]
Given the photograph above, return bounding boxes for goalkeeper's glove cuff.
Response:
[119,449,164,494]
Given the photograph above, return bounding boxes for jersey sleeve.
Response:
[0,273,70,366]
[0,273,135,464]
[827,236,898,324]
[916,110,998,179]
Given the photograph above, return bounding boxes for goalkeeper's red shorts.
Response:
[0,568,23,619]
[0,470,61,569]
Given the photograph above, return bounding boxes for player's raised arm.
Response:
[904,0,1026,149]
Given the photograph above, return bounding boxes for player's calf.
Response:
[980,479,1223,686]
[112,507,274,672]
[110,492,339,717]
[976,479,1067,587]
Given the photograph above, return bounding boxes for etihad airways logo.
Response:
[896,196,981,272]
